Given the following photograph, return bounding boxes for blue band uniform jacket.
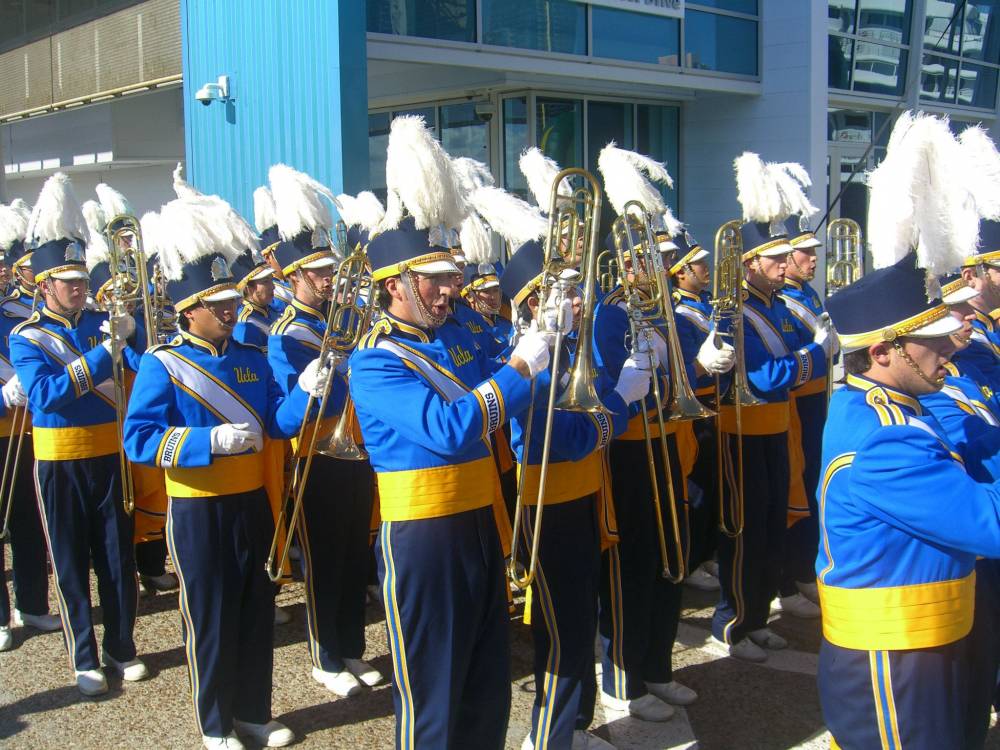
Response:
[234,300,281,351]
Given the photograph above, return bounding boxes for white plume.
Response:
[469,186,547,248]
[268,163,338,241]
[253,186,278,232]
[452,157,495,196]
[958,125,1000,221]
[735,153,785,224]
[81,199,110,269]
[0,203,29,251]
[151,197,251,282]
[139,210,162,264]
[9,199,30,220]
[598,142,673,224]
[353,191,385,234]
[460,212,495,264]
[26,173,89,245]
[768,162,817,219]
[519,147,571,209]
[81,199,107,234]
[172,162,200,199]
[95,183,132,220]
[380,115,467,233]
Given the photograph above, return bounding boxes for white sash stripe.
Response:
[152,350,263,432]
[743,305,790,358]
[376,339,469,402]
[942,383,1000,427]
[780,294,822,333]
[0,354,15,385]
[675,304,711,333]
[245,317,270,335]
[16,326,115,404]
[283,322,324,349]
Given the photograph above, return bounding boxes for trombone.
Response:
[266,232,371,582]
[596,248,620,294]
[825,217,864,297]
[508,167,608,590]
[0,295,37,540]
[712,220,763,538]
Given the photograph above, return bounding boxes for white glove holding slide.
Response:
[99,314,135,346]
[542,290,574,336]
[819,312,841,356]
[298,356,335,399]
[813,313,834,357]
[510,320,551,378]
[696,335,736,375]
[614,353,653,404]
[210,422,262,455]
[2,375,26,409]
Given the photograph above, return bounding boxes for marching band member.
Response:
[500,236,649,750]
[957,219,1000,386]
[124,194,327,749]
[711,154,831,663]
[775,212,828,619]
[350,115,549,748]
[10,173,147,695]
[231,248,278,351]
[0,202,58,651]
[266,164,381,696]
[462,263,514,353]
[253,186,293,312]
[0,201,38,320]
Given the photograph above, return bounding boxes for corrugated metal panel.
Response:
[0,0,180,117]
[182,0,369,220]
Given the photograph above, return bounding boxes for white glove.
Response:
[2,375,26,409]
[696,335,736,375]
[542,290,574,336]
[510,320,551,378]
[814,313,834,357]
[614,353,653,404]
[209,422,262,455]
[99,314,135,346]
[298,356,335,399]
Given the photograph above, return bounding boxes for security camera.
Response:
[195,75,230,106]
[474,103,496,122]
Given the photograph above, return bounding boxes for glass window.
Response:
[586,101,633,175]
[394,106,437,126]
[852,41,907,94]
[536,97,583,170]
[25,0,54,33]
[962,2,1000,62]
[921,54,960,102]
[440,103,489,162]
[503,97,530,198]
[366,0,476,43]
[924,0,963,54]
[685,9,758,75]
[689,0,757,13]
[368,112,391,204]
[958,60,998,107]
[591,8,680,66]
[857,0,910,45]
[58,0,98,21]
[636,104,680,214]
[481,0,586,55]
[829,35,854,88]
[829,0,857,34]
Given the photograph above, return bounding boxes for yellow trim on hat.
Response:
[35,263,87,282]
[940,277,969,298]
[669,247,704,276]
[741,237,789,262]
[174,282,239,312]
[512,272,544,307]
[12,254,31,270]
[963,250,1000,267]
[236,265,272,293]
[371,251,456,283]
[837,304,950,350]
[280,249,335,278]
[790,232,818,247]
[261,241,280,257]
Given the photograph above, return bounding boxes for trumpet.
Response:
[266,230,371,583]
[712,220,763,538]
[825,217,864,297]
[508,167,608,590]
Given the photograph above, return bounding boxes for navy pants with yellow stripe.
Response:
[522,494,600,750]
[299,454,374,673]
[686,416,719,568]
[377,505,510,750]
[34,454,137,672]
[712,431,788,644]
[781,391,826,595]
[599,434,686,699]
[819,637,970,749]
[166,488,275,739]
[1,437,49,625]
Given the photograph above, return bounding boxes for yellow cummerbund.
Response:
[618,411,681,441]
[33,422,119,460]
[793,377,827,398]
[818,572,975,651]
[517,451,602,506]
[165,453,265,498]
[291,416,339,457]
[378,455,496,522]
[719,401,790,435]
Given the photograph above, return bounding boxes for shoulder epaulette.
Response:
[148,334,184,353]
[602,287,626,306]
[358,318,392,350]
[237,304,255,323]
[270,304,296,336]
[10,310,41,335]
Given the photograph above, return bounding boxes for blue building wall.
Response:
[181,0,368,221]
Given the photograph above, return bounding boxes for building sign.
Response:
[573,0,684,19]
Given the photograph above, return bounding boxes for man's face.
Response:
[413,273,456,322]
[963,266,1000,308]
[245,277,274,308]
[948,302,976,349]
[448,273,465,300]
[186,298,238,340]
[889,336,957,395]
[473,287,502,315]
[16,264,35,290]
[747,253,787,292]
[294,266,334,305]
[678,259,711,291]
[43,277,88,315]
[787,247,818,281]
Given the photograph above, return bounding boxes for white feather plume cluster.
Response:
[452,157,495,196]
[0,203,29,251]
[9,199,30,219]
[468,186,547,250]
[459,212,494,264]
[519,147,570,209]
[335,191,386,235]
[26,172,89,245]
[81,200,110,269]
[95,183,132,221]
[597,143,682,237]
[268,163,338,241]
[380,115,467,233]
[253,186,278,233]
[867,111,980,276]
[172,162,200,200]
[148,196,255,282]
[958,125,1000,223]
[734,153,816,225]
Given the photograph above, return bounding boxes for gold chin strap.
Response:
[296,268,332,305]
[892,339,945,388]
[403,271,447,329]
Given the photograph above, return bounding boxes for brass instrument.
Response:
[825,217,864,297]
[508,167,608,590]
[266,230,371,583]
[597,248,620,294]
[147,259,177,344]
[712,220,764,538]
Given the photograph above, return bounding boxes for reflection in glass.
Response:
[920,54,960,102]
[958,61,998,107]
[827,109,872,144]
[482,0,586,55]
[853,41,906,94]
[924,0,963,54]
[536,98,583,171]
[857,0,910,45]
[685,10,758,74]
[591,8,680,65]
[503,98,530,198]
[440,103,488,162]
[962,1,1000,61]
[366,0,476,42]
[688,0,757,12]
[828,0,856,34]
[636,105,679,217]
[829,35,854,88]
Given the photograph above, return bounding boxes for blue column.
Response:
[181,0,368,220]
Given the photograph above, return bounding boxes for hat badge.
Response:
[64,240,85,263]
[684,230,695,247]
[210,256,231,282]
[311,227,331,250]
[799,215,811,233]
[768,219,784,238]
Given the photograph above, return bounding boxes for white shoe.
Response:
[233,719,295,748]
[748,627,788,650]
[274,606,291,626]
[312,666,363,697]
[797,580,819,603]
[703,559,719,578]
[600,691,674,722]
[683,567,720,592]
[572,730,616,749]
[14,609,62,632]
[75,668,109,696]
[645,680,698,706]
[712,635,767,663]
[0,625,12,651]
[776,593,821,619]
[103,654,150,681]
[202,732,246,750]
[344,657,383,687]
[139,572,178,592]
